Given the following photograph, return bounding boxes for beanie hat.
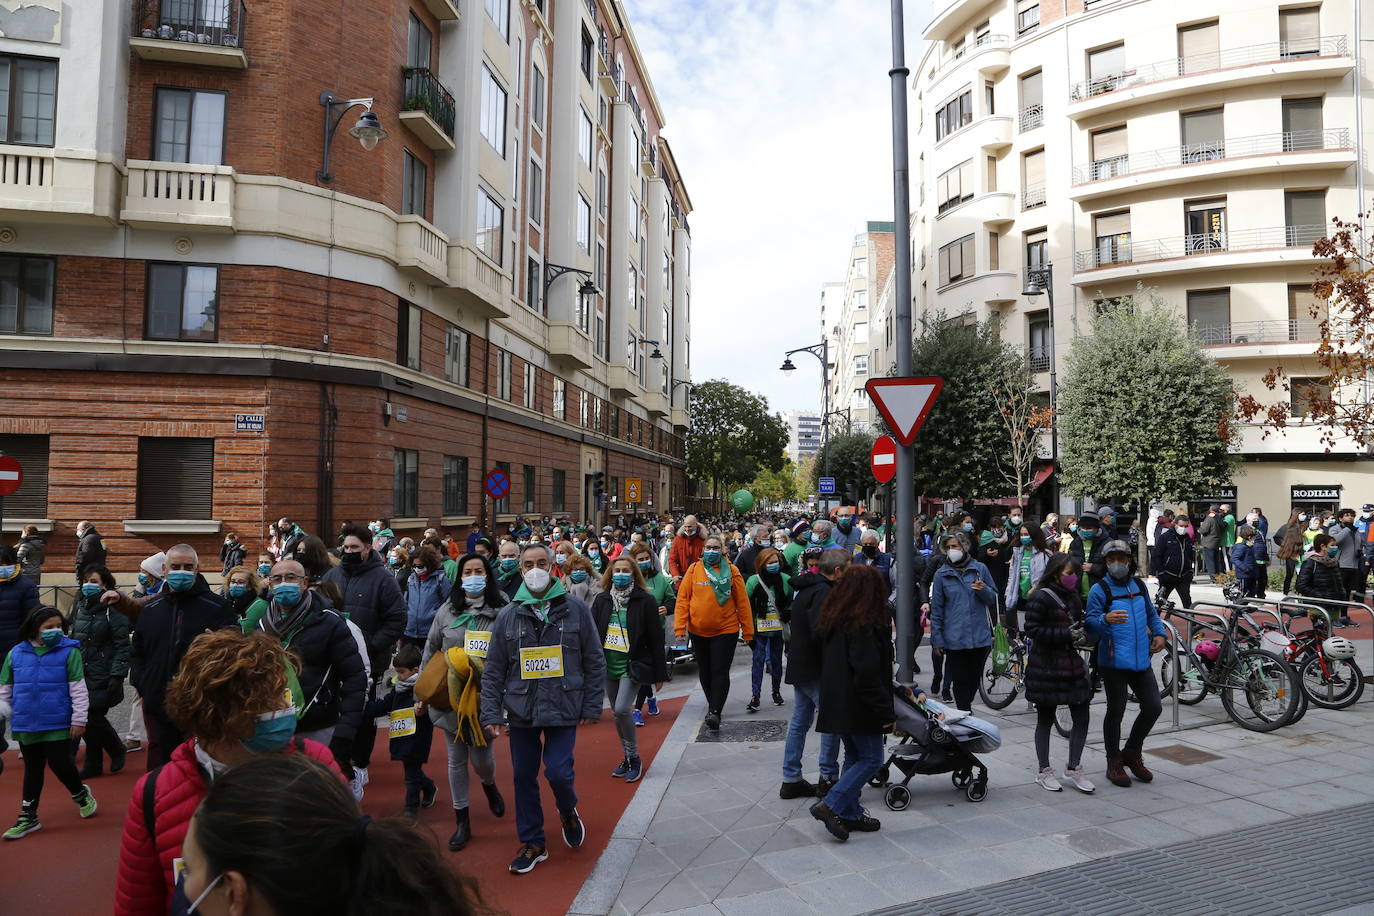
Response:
[140,552,167,578]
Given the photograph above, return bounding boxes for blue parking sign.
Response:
[818,477,836,494]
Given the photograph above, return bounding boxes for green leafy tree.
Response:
[1058,287,1238,552]
[748,452,801,505]
[811,429,877,506]
[686,380,789,509]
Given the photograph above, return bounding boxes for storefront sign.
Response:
[1196,486,1237,502]
[1292,485,1341,502]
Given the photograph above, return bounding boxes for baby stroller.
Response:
[869,686,1001,808]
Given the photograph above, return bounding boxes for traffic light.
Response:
[593,471,606,503]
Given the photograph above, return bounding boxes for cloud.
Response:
[629,0,930,415]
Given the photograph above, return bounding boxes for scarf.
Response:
[445,646,487,748]
[703,556,733,605]
[262,595,315,646]
[513,577,567,622]
[396,671,419,689]
[611,587,632,613]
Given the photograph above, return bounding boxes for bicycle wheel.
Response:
[1054,704,1073,738]
[1158,647,1209,705]
[1218,649,1301,731]
[978,649,1021,710]
[1299,653,1366,709]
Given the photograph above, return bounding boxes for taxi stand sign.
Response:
[625,477,642,503]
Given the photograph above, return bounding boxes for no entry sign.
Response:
[0,455,21,496]
[870,436,897,484]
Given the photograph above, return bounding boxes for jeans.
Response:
[126,696,146,742]
[821,733,885,819]
[691,633,738,715]
[781,681,839,783]
[441,727,496,809]
[1155,573,1192,609]
[20,737,85,813]
[1101,666,1162,758]
[508,725,578,848]
[605,677,638,757]
[750,633,784,698]
[1203,547,1221,576]
[402,760,436,810]
[1283,558,1297,595]
[942,646,990,711]
[1035,702,1089,770]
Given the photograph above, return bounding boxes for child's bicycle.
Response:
[1237,604,1364,710]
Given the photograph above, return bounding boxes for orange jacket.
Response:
[669,534,704,578]
[675,560,754,640]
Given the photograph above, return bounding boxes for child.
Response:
[1231,525,1265,599]
[1,605,97,839]
[366,644,435,817]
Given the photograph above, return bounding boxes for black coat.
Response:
[365,679,432,763]
[252,592,368,740]
[320,548,407,669]
[591,587,668,683]
[75,527,107,578]
[1151,529,1195,579]
[219,541,247,576]
[129,575,237,719]
[977,538,1013,592]
[1296,553,1344,602]
[71,594,132,706]
[0,573,40,659]
[783,573,830,685]
[1022,585,1092,707]
[816,621,894,735]
[734,544,763,579]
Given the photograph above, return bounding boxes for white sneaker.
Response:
[349,769,366,802]
[1064,764,1095,794]
[1036,766,1063,792]
[358,766,370,787]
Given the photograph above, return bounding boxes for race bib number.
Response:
[604,624,629,653]
[757,612,783,633]
[388,707,416,738]
[464,630,492,659]
[519,645,565,679]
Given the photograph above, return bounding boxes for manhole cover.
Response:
[696,720,788,742]
[1145,743,1223,765]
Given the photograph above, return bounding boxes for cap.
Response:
[1077,514,1100,528]
[602,526,613,533]
[1103,539,1132,557]
[1362,504,1374,512]
[1097,505,1117,521]
[790,520,810,538]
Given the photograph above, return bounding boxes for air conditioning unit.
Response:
[1232,335,1250,344]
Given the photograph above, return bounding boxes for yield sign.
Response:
[865,376,943,446]
[870,436,897,484]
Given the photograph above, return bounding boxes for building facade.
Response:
[821,222,894,436]
[782,410,823,465]
[0,0,692,572]
[914,0,1372,516]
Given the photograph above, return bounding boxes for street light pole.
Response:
[1023,264,1058,513]
[780,340,831,514]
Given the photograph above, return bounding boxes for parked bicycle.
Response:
[978,630,1030,710]
[1239,604,1364,710]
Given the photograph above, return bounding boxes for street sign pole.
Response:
[890,0,918,685]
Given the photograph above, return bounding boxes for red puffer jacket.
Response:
[114,737,341,916]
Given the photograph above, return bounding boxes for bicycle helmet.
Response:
[1322,636,1357,660]
[1260,630,1293,656]
[1193,639,1221,661]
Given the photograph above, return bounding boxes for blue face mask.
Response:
[461,575,487,596]
[166,570,196,592]
[809,533,821,544]
[228,584,246,598]
[272,583,303,608]
[1020,536,1032,546]
[765,562,781,573]
[0,565,15,579]
[242,708,298,753]
[40,628,62,647]
[500,558,519,573]
[638,561,654,573]
[81,583,102,598]
[612,572,633,589]
[703,550,722,564]
[962,523,974,532]
[569,570,589,583]
[257,564,272,576]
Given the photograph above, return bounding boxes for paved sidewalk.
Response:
[587,582,1374,915]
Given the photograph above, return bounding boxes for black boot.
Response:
[483,781,506,818]
[449,807,471,851]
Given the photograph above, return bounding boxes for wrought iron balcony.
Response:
[1022,182,1046,210]
[131,0,247,67]
[1027,347,1051,372]
[1075,224,1327,271]
[1073,128,1350,184]
[401,67,456,143]
[1192,317,1332,347]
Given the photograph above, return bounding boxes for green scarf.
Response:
[703,557,733,605]
[513,578,568,622]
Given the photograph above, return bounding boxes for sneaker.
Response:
[779,780,817,799]
[1064,765,1096,794]
[625,756,643,784]
[560,808,585,848]
[612,756,630,778]
[509,843,548,874]
[122,739,143,752]
[76,787,97,818]
[348,769,366,802]
[940,690,953,703]
[809,801,849,842]
[632,709,645,728]
[704,711,721,731]
[1338,616,1357,628]
[1036,767,1063,792]
[772,690,785,706]
[357,766,370,787]
[3,813,40,840]
[646,697,661,716]
[746,696,760,713]
[841,810,882,832]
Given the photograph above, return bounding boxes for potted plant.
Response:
[222,34,238,47]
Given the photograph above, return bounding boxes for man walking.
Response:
[1198,507,1222,582]
[74,521,106,582]
[779,547,846,799]
[1151,516,1195,608]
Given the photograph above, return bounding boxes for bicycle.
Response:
[978,631,1029,710]
[1240,606,1365,710]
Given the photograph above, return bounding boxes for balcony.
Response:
[121,160,235,230]
[671,406,689,429]
[1070,129,1354,202]
[548,323,596,370]
[1068,37,1352,119]
[935,270,1019,307]
[930,34,1011,87]
[942,190,1014,228]
[1027,347,1051,373]
[641,140,657,172]
[130,0,248,69]
[399,68,457,151]
[598,33,621,95]
[448,242,511,319]
[395,215,449,283]
[0,146,119,223]
[1022,182,1046,210]
[607,363,638,398]
[1073,224,1328,282]
[642,389,669,418]
[1018,104,1043,133]
[924,0,992,41]
[1193,317,1330,348]
[419,0,460,20]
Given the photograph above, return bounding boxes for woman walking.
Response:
[591,557,667,783]
[744,547,790,711]
[1274,510,1305,596]
[1004,523,1054,634]
[404,546,451,650]
[809,565,894,843]
[563,554,603,606]
[72,566,131,778]
[675,533,753,731]
[1023,555,1094,793]
[628,542,676,723]
[929,532,997,711]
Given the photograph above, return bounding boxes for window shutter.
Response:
[1019,71,1042,108]
[1094,211,1130,237]
[1284,190,1325,228]
[137,437,214,519]
[1091,126,1127,161]
[1180,108,1223,146]
[0,434,48,517]
[1022,149,1045,187]
[1178,22,1219,73]
[1088,44,1125,80]
[1186,289,1230,328]
[1280,7,1320,52]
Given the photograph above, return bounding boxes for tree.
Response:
[1236,214,1374,449]
[748,452,801,505]
[685,379,789,508]
[991,356,1055,503]
[811,429,877,507]
[1058,286,1238,552]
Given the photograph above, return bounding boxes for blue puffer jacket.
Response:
[1085,575,1166,671]
[404,571,452,639]
[0,573,41,659]
[10,638,79,732]
[929,560,997,651]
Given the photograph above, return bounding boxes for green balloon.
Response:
[731,489,755,512]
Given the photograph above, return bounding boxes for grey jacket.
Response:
[422,595,501,733]
[16,536,45,583]
[1329,522,1358,570]
[479,592,605,729]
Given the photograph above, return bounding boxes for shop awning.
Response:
[1029,466,1055,492]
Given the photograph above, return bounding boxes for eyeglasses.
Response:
[268,574,306,586]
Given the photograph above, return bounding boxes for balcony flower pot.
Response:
[176,30,195,41]
[157,24,174,38]
[142,28,155,38]
[222,34,238,47]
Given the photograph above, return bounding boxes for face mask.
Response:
[1020,535,1032,546]
[1009,516,1023,527]
[638,560,653,573]
[774,540,788,550]
[369,523,380,533]
[138,573,154,588]
[587,549,600,558]
[524,567,552,592]
[166,571,195,592]
[962,523,974,532]
[703,549,722,564]
[1060,573,1080,589]
[40,628,62,647]
[765,562,781,573]
[228,584,246,598]
[1310,522,1321,530]
[187,872,223,914]
[682,528,696,537]
[500,558,519,573]
[1299,514,1308,522]
[461,575,487,597]
[612,572,633,589]
[1081,530,1096,540]
[569,570,589,583]
[1327,545,1339,557]
[81,583,102,597]
[257,564,272,576]
[555,554,567,565]
[809,533,821,544]
[1107,561,1129,579]
[243,707,298,753]
[388,557,402,567]
[1069,524,1078,533]
[272,583,302,608]
[862,545,878,557]
[1175,526,1189,535]
[0,565,15,579]
[341,551,362,567]
[947,548,964,564]
[413,568,430,580]
[838,518,852,530]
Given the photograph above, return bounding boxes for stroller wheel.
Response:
[966,781,989,803]
[951,769,973,790]
[884,785,911,811]
[868,765,890,789]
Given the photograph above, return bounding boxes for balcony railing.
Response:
[1022,183,1046,209]
[1027,348,1051,372]
[132,0,246,49]
[1018,104,1043,132]
[1074,224,1327,270]
[1192,317,1332,346]
[401,67,456,139]
[1070,36,1349,101]
[932,34,1009,81]
[1073,128,1350,184]
[584,0,596,18]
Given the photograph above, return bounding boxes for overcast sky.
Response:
[630,0,932,416]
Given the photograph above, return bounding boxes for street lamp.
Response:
[780,341,831,513]
[318,92,388,183]
[543,262,599,328]
[633,336,664,360]
[1022,263,1059,511]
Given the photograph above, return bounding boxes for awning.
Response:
[1029,466,1055,492]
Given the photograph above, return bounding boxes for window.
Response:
[1016,0,1039,34]
[153,88,225,164]
[479,65,507,154]
[628,191,639,240]
[854,258,868,278]
[138,437,213,519]
[1087,43,1125,92]
[1280,6,1321,58]
[578,108,593,166]
[596,168,607,217]
[1178,21,1220,75]
[577,194,592,252]
[854,289,868,309]
[937,235,976,286]
[0,56,57,146]
[522,465,536,513]
[443,456,468,515]
[402,150,426,217]
[1094,211,1132,265]
[444,323,469,385]
[493,460,510,514]
[595,241,606,294]
[407,13,432,69]
[484,0,509,40]
[579,390,589,427]
[1028,315,1050,370]
[1180,108,1223,161]
[936,159,974,213]
[1290,377,1330,418]
[396,300,421,369]
[146,263,217,342]
[1021,149,1045,208]
[1019,70,1043,130]
[0,255,53,335]
[580,27,594,81]
[523,362,538,410]
[553,377,566,418]
[476,187,503,264]
[593,399,603,432]
[1285,189,1326,242]
[1089,126,1128,179]
[935,90,973,141]
[528,159,542,225]
[854,354,869,375]
[0,434,46,516]
[1186,197,1227,251]
[1283,97,1323,150]
[988,231,1000,270]
[1289,283,1327,340]
[552,468,566,513]
[530,66,545,130]
[986,155,997,192]
[1025,229,1047,270]
[1187,288,1231,343]
[497,349,512,401]
[985,81,995,116]
[526,256,541,313]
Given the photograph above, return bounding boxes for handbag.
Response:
[414,651,453,710]
[1046,588,1098,650]
[990,623,1011,674]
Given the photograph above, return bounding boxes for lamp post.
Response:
[780,340,831,513]
[543,262,599,329]
[317,92,388,183]
[1022,263,1058,512]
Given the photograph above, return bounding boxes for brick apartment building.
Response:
[0,0,693,574]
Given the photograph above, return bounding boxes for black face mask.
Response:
[862,545,877,557]
[341,551,363,566]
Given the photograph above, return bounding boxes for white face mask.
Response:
[947,548,965,564]
[523,567,551,593]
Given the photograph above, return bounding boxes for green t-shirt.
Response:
[442,558,460,585]
[2,643,85,745]
[240,598,269,632]
[782,540,806,570]
[603,602,629,679]
[1221,514,1237,547]
[1018,550,1033,598]
[644,572,677,607]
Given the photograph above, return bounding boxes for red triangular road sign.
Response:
[865,376,943,446]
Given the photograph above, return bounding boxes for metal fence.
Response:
[1073,128,1350,184]
[1074,224,1327,270]
[132,0,246,48]
[401,67,456,139]
[1191,317,1334,346]
[1018,104,1043,132]
[1022,182,1046,209]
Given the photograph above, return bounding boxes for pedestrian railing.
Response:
[1191,317,1334,346]
[1074,224,1327,270]
[1073,129,1350,184]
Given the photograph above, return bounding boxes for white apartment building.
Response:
[782,410,824,464]
[822,223,894,436]
[914,0,1372,517]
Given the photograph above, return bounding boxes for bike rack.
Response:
[1160,619,1183,729]
[1277,594,1374,684]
